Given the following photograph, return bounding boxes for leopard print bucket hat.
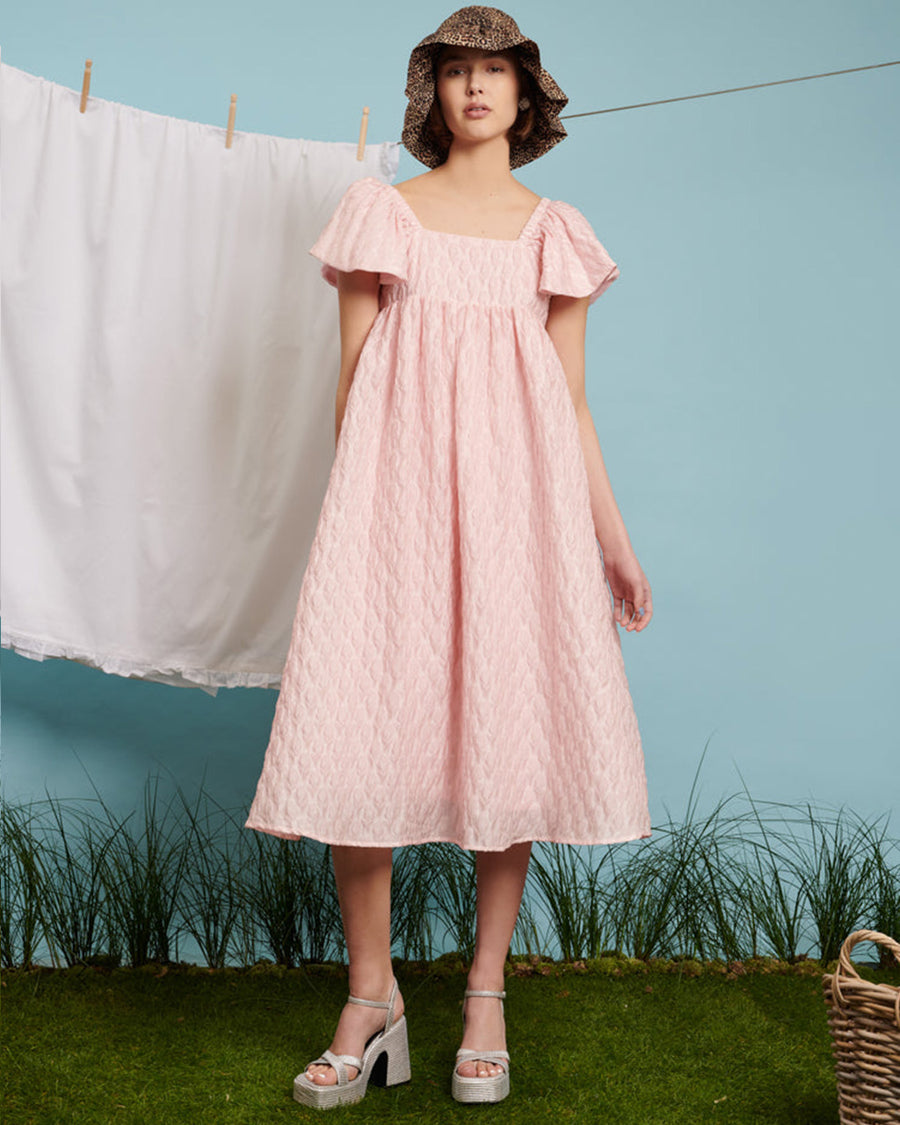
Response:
[401,6,569,170]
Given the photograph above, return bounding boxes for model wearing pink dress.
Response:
[245,175,651,852]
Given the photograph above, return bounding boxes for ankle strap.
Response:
[464,988,506,999]
[347,977,398,1026]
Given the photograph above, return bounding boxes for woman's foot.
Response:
[304,977,404,1087]
[456,982,506,1079]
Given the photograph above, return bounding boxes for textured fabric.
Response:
[245,176,651,851]
[0,61,400,692]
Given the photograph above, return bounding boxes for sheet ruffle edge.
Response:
[1,629,282,695]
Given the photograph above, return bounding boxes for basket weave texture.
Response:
[822,929,900,1124]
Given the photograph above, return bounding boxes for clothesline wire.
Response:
[558,59,899,119]
[389,59,898,137]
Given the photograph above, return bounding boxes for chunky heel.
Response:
[293,977,410,1109]
[374,1013,411,1086]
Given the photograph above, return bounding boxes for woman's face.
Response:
[434,46,522,153]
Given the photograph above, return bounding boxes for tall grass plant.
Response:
[1,755,895,970]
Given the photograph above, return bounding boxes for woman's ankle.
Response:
[465,960,507,992]
[346,963,396,999]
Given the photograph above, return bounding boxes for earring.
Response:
[518,96,530,111]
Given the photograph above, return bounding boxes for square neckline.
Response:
[383,181,549,244]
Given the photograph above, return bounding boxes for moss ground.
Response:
[3,958,898,1124]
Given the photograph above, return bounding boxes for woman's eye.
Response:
[444,64,504,76]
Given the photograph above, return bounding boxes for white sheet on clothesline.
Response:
[0,57,400,693]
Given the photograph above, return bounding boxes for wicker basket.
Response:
[822,929,900,1124]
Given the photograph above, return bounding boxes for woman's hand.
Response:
[600,548,653,632]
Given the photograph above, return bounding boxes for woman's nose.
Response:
[467,76,483,95]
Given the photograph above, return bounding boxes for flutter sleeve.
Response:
[538,200,620,305]
[308,177,408,289]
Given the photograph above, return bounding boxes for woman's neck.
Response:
[433,138,521,199]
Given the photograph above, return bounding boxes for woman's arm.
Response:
[545,294,653,631]
[334,269,382,445]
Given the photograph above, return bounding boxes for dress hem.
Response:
[243,820,652,852]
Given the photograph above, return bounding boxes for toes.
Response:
[306,1064,359,1086]
[457,1059,501,1079]
[305,1065,339,1086]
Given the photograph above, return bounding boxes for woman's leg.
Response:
[457,840,532,1079]
[304,845,401,1086]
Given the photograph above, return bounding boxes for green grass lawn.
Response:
[3,959,898,1124]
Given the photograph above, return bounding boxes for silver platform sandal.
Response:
[451,988,510,1104]
[293,977,410,1109]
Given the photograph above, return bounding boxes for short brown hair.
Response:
[424,48,539,165]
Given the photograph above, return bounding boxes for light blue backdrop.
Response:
[2,0,898,831]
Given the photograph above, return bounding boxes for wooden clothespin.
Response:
[356,106,369,161]
[80,59,92,113]
[225,94,237,149]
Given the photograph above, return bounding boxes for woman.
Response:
[245,5,653,1108]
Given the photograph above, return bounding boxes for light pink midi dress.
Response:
[245,176,651,852]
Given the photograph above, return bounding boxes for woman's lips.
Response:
[464,107,490,118]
